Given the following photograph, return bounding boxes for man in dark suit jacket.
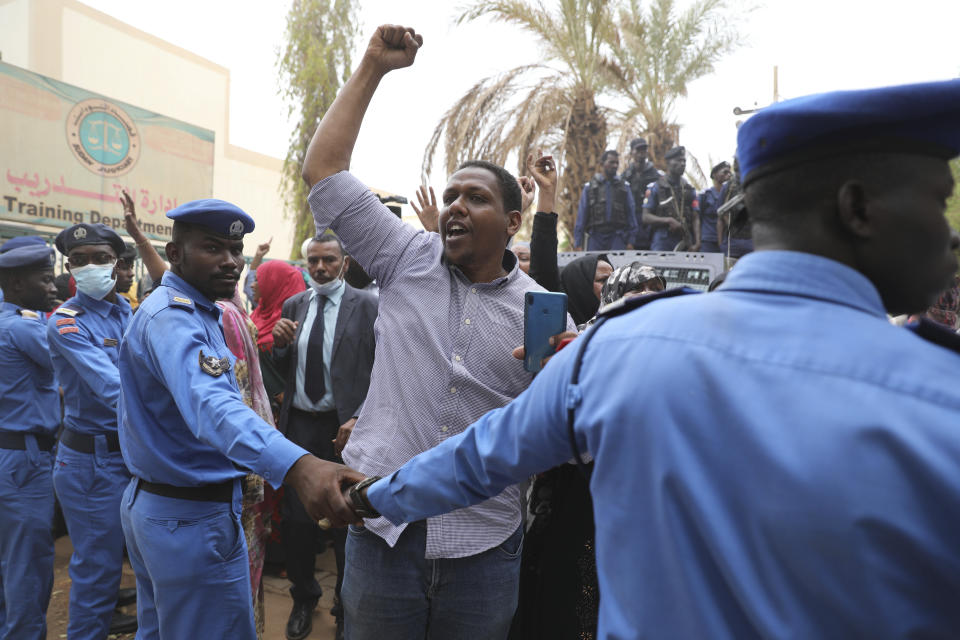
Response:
[272,233,377,640]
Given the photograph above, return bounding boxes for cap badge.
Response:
[229,220,244,235]
[73,227,87,240]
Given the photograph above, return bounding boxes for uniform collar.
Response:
[719,250,887,318]
[160,271,217,312]
[75,290,130,317]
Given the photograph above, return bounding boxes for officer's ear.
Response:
[165,241,183,267]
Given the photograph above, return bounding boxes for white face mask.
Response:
[71,263,116,300]
[308,260,345,296]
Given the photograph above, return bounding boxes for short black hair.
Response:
[601,149,619,163]
[455,160,522,213]
[309,231,345,257]
[746,153,906,230]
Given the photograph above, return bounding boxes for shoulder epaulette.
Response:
[907,317,960,356]
[597,287,699,319]
[168,290,196,311]
[55,306,82,317]
[18,309,39,319]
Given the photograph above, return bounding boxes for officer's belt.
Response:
[0,431,56,451]
[60,428,121,454]
[138,478,234,503]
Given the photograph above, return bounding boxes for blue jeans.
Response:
[342,521,522,640]
[120,478,254,640]
[0,444,54,640]
[53,439,130,639]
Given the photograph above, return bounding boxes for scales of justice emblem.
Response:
[65,98,141,177]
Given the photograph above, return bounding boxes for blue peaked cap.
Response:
[1,235,47,254]
[55,223,125,256]
[738,79,960,186]
[0,244,55,270]
[166,199,255,239]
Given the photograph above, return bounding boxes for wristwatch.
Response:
[348,476,382,519]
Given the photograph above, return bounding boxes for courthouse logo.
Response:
[65,99,140,177]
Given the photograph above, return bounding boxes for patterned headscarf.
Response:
[600,262,666,306]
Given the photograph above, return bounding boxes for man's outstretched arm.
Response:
[301,25,423,188]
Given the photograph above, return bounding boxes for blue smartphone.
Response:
[524,291,568,373]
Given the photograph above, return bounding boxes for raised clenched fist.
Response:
[364,25,423,74]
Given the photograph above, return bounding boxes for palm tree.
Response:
[424,0,617,245]
[423,0,743,245]
[608,0,741,167]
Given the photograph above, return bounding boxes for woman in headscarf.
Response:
[558,253,613,326]
[249,260,306,406]
[217,289,277,639]
[578,262,666,330]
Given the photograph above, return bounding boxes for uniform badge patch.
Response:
[59,326,80,335]
[229,220,244,236]
[173,296,193,305]
[103,338,118,347]
[56,318,75,326]
[73,227,87,240]
[18,309,39,319]
[199,350,231,377]
[56,307,79,317]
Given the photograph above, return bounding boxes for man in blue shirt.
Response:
[699,160,731,253]
[118,200,362,640]
[48,223,137,638]
[0,243,59,640]
[573,150,639,251]
[332,78,960,638]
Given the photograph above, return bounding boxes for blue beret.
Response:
[166,199,255,239]
[665,146,686,160]
[0,244,55,270]
[55,223,125,257]
[738,79,960,186]
[1,235,47,254]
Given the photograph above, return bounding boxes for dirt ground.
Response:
[46,536,340,640]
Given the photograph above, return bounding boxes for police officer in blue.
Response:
[699,160,731,253]
[642,146,701,251]
[620,138,664,250]
[48,223,137,638]
[0,242,59,640]
[329,78,960,639]
[118,199,362,640]
[573,150,639,251]
[0,235,50,305]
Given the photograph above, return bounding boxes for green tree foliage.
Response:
[277,0,359,258]
[947,158,960,232]
[424,0,742,245]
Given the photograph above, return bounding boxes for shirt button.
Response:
[464,318,471,325]
[450,387,457,394]
[440,425,449,433]
[454,355,462,362]
[471,288,477,294]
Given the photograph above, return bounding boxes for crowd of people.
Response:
[2,22,960,640]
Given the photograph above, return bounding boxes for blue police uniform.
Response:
[118,201,307,640]
[643,178,700,251]
[354,79,960,638]
[0,245,59,640]
[699,185,723,253]
[48,285,132,639]
[573,177,639,250]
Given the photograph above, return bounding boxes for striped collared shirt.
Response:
[309,171,571,558]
